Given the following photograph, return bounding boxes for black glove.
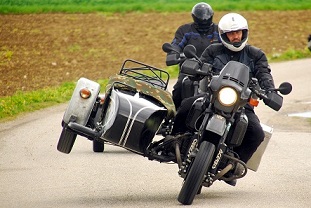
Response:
[263,92,283,111]
[201,63,213,74]
[166,52,180,66]
[308,34,311,51]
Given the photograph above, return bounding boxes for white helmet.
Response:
[218,13,249,52]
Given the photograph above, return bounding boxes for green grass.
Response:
[269,48,311,62]
[0,0,311,14]
[0,79,108,121]
[0,82,74,121]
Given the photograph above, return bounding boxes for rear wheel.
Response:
[178,141,215,205]
[57,126,77,154]
[93,140,104,152]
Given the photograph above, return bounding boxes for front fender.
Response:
[63,77,100,125]
[205,114,227,136]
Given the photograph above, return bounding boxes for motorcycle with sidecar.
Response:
[57,46,292,205]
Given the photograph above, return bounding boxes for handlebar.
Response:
[249,78,292,98]
[248,78,268,100]
[249,78,292,111]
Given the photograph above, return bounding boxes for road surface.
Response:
[0,59,310,207]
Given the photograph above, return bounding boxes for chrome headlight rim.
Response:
[218,87,238,106]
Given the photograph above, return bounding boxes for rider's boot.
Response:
[233,163,245,175]
[224,163,244,186]
[225,179,237,186]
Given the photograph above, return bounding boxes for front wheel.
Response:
[178,141,215,205]
[57,126,77,154]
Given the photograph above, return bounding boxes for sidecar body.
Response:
[99,86,167,154]
[58,59,175,155]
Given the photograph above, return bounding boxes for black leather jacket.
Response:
[200,43,275,110]
[171,23,220,57]
[201,43,275,90]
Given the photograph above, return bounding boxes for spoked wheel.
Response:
[178,141,215,205]
[93,140,104,152]
[57,126,77,154]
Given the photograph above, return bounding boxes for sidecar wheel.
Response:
[93,140,104,152]
[57,127,77,154]
[178,141,215,205]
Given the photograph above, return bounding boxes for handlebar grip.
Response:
[166,53,180,66]
[263,92,283,111]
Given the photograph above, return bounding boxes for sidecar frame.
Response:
[119,59,170,90]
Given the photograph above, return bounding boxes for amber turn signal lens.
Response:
[99,94,106,104]
[249,97,259,107]
[80,88,91,99]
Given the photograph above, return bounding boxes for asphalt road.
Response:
[1,59,311,208]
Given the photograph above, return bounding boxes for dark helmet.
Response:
[191,2,214,27]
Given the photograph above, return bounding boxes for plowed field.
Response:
[1,11,311,97]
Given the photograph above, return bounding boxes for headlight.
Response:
[218,87,238,106]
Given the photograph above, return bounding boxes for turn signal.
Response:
[80,88,91,99]
[249,97,259,107]
[99,94,106,104]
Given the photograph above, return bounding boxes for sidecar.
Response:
[57,59,176,155]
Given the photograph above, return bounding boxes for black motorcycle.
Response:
[173,45,292,204]
[57,47,292,205]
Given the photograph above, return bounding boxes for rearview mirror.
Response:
[278,82,292,95]
[183,45,197,59]
[162,42,174,53]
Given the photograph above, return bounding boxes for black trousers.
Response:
[172,73,187,110]
[171,95,265,163]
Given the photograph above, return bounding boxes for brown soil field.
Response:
[1,11,311,97]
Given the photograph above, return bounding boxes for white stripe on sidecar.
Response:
[121,106,155,147]
[118,95,133,146]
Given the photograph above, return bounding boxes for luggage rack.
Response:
[119,59,170,90]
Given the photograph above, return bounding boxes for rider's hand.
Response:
[166,52,180,66]
[263,92,283,111]
[201,63,213,74]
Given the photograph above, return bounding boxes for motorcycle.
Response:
[57,47,292,205]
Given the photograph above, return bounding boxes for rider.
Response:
[171,13,277,186]
[166,2,220,110]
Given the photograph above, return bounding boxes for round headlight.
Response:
[218,87,238,106]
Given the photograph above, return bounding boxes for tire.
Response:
[178,141,215,205]
[57,127,77,154]
[93,140,104,152]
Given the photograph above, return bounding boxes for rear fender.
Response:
[63,77,100,125]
